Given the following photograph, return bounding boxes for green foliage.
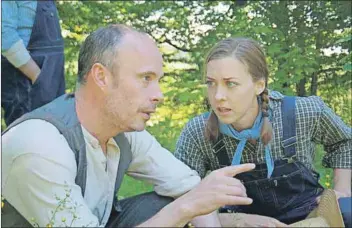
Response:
[57,0,351,125]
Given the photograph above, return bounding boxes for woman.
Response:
[174,37,351,226]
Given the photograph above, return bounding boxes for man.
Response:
[1,1,66,126]
[2,24,255,227]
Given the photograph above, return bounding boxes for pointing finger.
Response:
[220,163,256,177]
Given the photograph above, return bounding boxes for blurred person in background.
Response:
[1,0,66,126]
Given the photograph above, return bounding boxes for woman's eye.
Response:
[226,81,238,87]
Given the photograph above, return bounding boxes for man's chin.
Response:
[130,122,147,132]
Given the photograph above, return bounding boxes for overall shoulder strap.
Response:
[212,134,230,167]
[112,133,133,211]
[281,96,297,158]
[204,112,230,167]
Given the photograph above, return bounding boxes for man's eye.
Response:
[143,75,152,81]
[206,81,215,87]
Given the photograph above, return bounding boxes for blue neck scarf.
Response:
[219,111,274,178]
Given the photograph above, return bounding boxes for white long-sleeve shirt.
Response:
[2,119,201,227]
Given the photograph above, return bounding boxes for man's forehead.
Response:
[114,32,163,76]
[119,32,158,52]
[117,33,162,62]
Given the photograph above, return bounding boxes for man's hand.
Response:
[219,213,288,227]
[18,58,41,84]
[177,163,255,218]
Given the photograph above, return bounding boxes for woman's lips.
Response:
[217,107,232,116]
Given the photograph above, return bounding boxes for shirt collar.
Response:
[81,125,118,149]
[266,90,284,121]
[268,89,285,100]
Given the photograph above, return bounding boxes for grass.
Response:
[118,176,153,199]
[313,145,334,189]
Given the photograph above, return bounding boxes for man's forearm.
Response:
[2,39,40,83]
[18,58,41,83]
[190,210,221,227]
[333,168,352,196]
[137,199,192,227]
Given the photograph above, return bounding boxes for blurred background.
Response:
[2,0,351,199]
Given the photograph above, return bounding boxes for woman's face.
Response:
[206,57,265,130]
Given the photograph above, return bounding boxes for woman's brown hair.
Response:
[204,37,272,145]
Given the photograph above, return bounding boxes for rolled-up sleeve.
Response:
[125,130,201,198]
[312,97,352,169]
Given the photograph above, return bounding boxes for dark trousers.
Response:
[106,192,173,227]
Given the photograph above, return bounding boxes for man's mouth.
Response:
[140,110,155,120]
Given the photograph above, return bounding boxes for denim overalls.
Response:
[1,0,65,126]
[217,96,324,224]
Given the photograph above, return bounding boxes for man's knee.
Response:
[138,191,174,212]
[111,191,174,227]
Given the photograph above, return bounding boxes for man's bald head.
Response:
[77,24,152,86]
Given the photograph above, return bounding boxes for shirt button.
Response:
[91,143,99,149]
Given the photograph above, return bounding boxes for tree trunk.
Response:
[310,73,318,95]
[296,78,306,96]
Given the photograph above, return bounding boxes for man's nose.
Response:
[151,83,164,104]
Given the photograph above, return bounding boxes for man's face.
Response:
[104,33,164,132]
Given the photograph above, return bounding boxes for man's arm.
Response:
[2,120,101,227]
[2,1,40,83]
[18,57,41,83]
[190,211,222,227]
[125,130,201,198]
[125,130,237,226]
[136,164,255,227]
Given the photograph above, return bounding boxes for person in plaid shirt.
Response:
[175,37,351,227]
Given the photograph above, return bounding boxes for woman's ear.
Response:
[255,79,266,95]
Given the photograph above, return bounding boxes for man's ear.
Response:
[255,79,265,95]
[91,63,108,89]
